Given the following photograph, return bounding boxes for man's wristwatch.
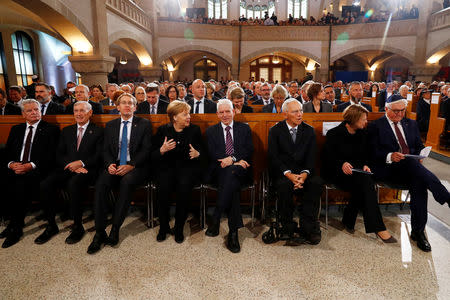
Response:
[231,156,237,162]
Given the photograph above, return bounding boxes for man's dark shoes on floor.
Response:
[157,227,169,242]
[34,224,59,245]
[2,227,23,248]
[65,225,85,244]
[174,226,184,244]
[227,231,240,253]
[87,232,107,254]
[107,226,120,246]
[305,231,322,245]
[0,226,12,239]
[205,221,219,237]
[411,230,431,252]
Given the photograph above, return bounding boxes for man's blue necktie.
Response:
[119,121,129,165]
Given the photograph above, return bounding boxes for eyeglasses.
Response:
[389,108,406,114]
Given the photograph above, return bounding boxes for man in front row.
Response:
[368,94,450,252]
[87,93,152,254]
[1,99,60,248]
[34,101,104,245]
[205,99,254,253]
[268,98,323,244]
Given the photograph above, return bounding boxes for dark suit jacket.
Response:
[262,103,282,113]
[44,101,65,115]
[367,116,423,172]
[151,123,205,171]
[205,122,254,180]
[136,100,168,114]
[2,102,21,115]
[187,98,217,114]
[100,98,114,106]
[268,120,317,179]
[250,95,261,103]
[5,120,60,176]
[57,122,104,172]
[252,98,272,105]
[303,101,333,113]
[103,116,152,169]
[65,100,104,115]
[336,101,372,112]
[416,99,430,133]
[241,105,254,113]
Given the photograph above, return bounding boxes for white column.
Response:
[277,0,287,20]
[230,0,240,20]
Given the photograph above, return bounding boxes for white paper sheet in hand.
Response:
[420,146,432,157]
[322,122,341,136]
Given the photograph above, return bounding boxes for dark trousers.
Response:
[6,170,41,229]
[40,170,95,226]
[94,167,147,233]
[157,166,198,231]
[275,175,323,234]
[375,158,450,232]
[211,165,249,232]
[335,173,386,233]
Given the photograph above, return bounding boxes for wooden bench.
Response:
[0,113,403,207]
[425,93,446,150]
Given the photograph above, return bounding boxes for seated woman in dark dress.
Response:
[322,104,396,243]
[151,100,204,243]
[303,82,332,113]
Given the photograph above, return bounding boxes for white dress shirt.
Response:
[40,102,49,115]
[385,116,408,164]
[149,100,159,114]
[117,117,133,162]
[221,121,234,142]
[7,120,42,169]
[193,98,205,114]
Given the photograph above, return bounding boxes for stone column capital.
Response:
[69,55,116,74]
[138,66,162,81]
[409,64,441,82]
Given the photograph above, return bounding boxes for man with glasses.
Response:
[368,94,450,252]
[252,82,272,106]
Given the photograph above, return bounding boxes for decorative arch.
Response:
[157,45,232,66]
[426,40,450,63]
[109,30,153,66]
[331,45,414,64]
[241,47,321,65]
[11,0,93,53]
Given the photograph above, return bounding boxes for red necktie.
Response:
[393,122,409,154]
[225,126,234,156]
[76,127,84,151]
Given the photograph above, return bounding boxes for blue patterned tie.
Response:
[225,126,234,156]
[119,121,129,165]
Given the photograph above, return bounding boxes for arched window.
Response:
[208,0,227,19]
[288,0,308,19]
[249,55,292,82]
[0,34,7,90]
[240,1,275,19]
[11,31,36,87]
[194,58,218,81]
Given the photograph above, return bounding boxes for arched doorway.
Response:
[194,58,218,81]
[250,55,292,82]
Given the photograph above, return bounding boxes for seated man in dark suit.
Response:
[0,88,21,115]
[100,83,119,107]
[336,81,372,112]
[136,83,168,114]
[205,99,254,253]
[324,84,342,106]
[1,99,60,248]
[187,79,217,114]
[268,98,323,244]
[249,82,262,103]
[65,84,104,115]
[87,93,152,254]
[368,95,450,252]
[35,83,65,115]
[230,87,253,113]
[34,101,103,245]
[252,82,273,105]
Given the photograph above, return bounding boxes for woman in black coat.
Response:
[151,100,205,243]
[322,104,396,242]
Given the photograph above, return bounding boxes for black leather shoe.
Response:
[0,226,12,239]
[227,231,240,253]
[2,228,23,248]
[65,226,85,244]
[34,224,59,245]
[306,231,322,245]
[87,232,107,254]
[107,226,120,246]
[157,229,168,242]
[174,227,184,244]
[411,231,431,252]
[205,222,219,237]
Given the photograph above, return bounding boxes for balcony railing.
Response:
[106,0,151,32]
[429,7,450,32]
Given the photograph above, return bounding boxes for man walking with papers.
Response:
[368,95,450,252]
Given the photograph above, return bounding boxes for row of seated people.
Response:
[1,92,449,254]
